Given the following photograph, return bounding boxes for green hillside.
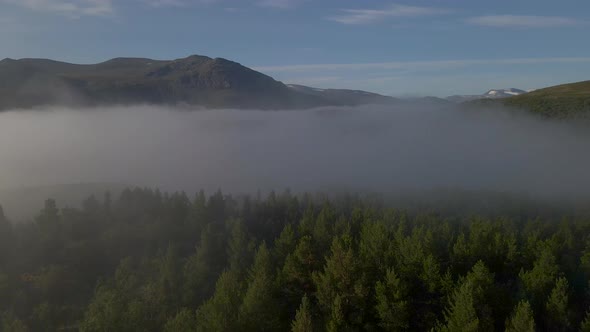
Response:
[503,80,590,118]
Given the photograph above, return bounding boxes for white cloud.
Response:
[257,0,303,9]
[141,0,303,9]
[328,4,451,25]
[467,15,584,28]
[254,57,590,73]
[142,0,219,7]
[1,0,113,17]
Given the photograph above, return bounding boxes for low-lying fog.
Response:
[1,104,589,199]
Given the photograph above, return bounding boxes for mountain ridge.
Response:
[0,55,396,110]
[447,88,527,103]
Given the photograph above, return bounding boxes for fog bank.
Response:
[1,104,589,199]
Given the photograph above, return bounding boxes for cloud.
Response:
[328,4,451,25]
[254,57,590,73]
[257,0,304,9]
[142,0,219,7]
[140,0,302,9]
[467,15,584,28]
[1,0,113,17]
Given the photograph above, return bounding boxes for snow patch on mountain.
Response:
[447,88,527,103]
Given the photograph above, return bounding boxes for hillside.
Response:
[0,55,396,110]
[503,80,590,118]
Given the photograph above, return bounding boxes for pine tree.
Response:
[313,234,367,330]
[374,268,409,331]
[226,219,255,272]
[438,261,494,332]
[358,221,390,278]
[438,281,479,332]
[519,247,559,309]
[273,223,297,267]
[545,277,570,331]
[238,243,281,331]
[183,224,225,306]
[505,300,535,332]
[281,235,318,298]
[195,269,244,332]
[157,244,183,315]
[326,294,346,332]
[291,295,313,332]
[164,309,197,332]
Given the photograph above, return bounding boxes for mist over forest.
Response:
[3,104,590,332]
[1,104,589,198]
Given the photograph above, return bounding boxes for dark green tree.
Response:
[164,309,197,332]
[505,300,535,332]
[238,243,281,331]
[195,269,244,332]
[374,268,409,331]
[545,277,571,331]
[313,234,367,330]
[438,261,495,332]
[291,295,313,332]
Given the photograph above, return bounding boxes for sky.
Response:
[1,0,589,96]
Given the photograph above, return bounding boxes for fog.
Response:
[1,104,590,200]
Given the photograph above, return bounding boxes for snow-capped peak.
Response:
[483,88,526,98]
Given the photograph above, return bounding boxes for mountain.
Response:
[0,55,396,110]
[483,88,527,98]
[447,88,526,103]
[286,84,398,106]
[502,80,590,118]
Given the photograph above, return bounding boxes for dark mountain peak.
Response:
[170,55,213,67]
[0,58,15,64]
[180,54,212,62]
[99,57,158,65]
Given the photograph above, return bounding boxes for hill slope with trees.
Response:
[502,80,590,118]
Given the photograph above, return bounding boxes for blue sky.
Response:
[1,0,589,96]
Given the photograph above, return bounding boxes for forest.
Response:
[1,188,590,331]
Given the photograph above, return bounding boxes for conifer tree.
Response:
[519,247,559,309]
[195,269,244,332]
[505,300,535,332]
[438,261,494,332]
[545,277,570,331]
[291,295,313,332]
[374,268,409,331]
[313,234,367,330]
[238,243,281,331]
[164,309,197,332]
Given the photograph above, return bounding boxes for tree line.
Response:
[1,188,590,331]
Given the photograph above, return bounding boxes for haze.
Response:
[0,105,589,199]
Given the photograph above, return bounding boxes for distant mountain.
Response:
[447,88,526,103]
[398,96,453,105]
[0,55,396,110]
[286,84,398,106]
[483,88,527,98]
[502,80,590,118]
